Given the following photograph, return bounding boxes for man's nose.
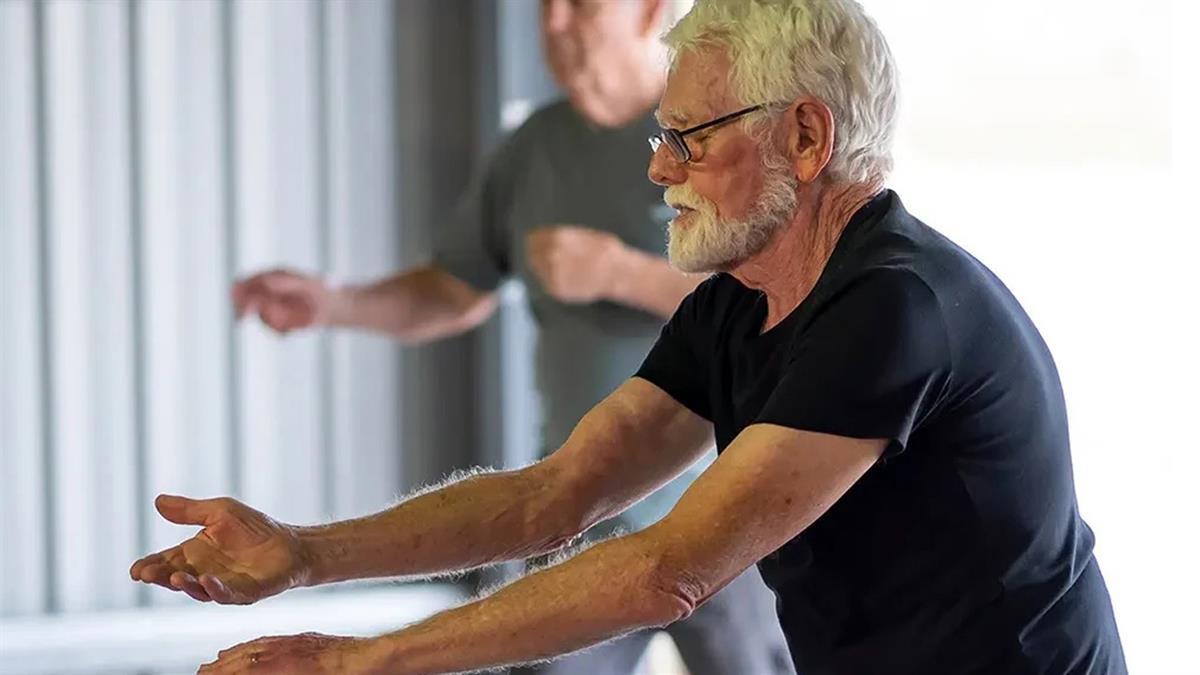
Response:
[648,144,687,187]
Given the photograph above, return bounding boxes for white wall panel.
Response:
[324,0,403,519]
[136,0,233,606]
[42,0,139,613]
[230,0,327,525]
[1,0,480,635]
[0,0,49,617]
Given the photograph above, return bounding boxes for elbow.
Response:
[637,541,708,627]
[642,581,697,628]
[517,463,593,558]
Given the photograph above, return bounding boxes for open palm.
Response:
[130,494,307,605]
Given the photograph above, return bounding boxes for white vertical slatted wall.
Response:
[0,0,487,627]
[0,0,50,619]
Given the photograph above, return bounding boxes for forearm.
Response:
[607,249,704,319]
[298,465,580,587]
[328,266,496,343]
[372,532,688,675]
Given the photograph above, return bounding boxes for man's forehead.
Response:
[655,49,731,128]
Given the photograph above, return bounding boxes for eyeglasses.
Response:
[648,104,768,164]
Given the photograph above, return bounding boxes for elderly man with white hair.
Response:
[132,1,1126,673]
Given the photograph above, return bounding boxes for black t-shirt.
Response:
[636,191,1125,674]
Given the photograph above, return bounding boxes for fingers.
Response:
[199,636,281,674]
[131,548,189,589]
[232,272,281,319]
[132,546,245,604]
[136,562,178,589]
[171,570,213,603]
[199,573,253,605]
[129,551,164,581]
[232,269,318,327]
[525,233,555,285]
[258,296,315,333]
[155,494,224,527]
[134,555,212,600]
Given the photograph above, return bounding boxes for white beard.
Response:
[664,162,798,274]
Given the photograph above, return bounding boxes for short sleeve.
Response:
[431,141,515,291]
[757,270,951,457]
[634,276,721,421]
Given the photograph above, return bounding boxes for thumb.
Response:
[258,270,318,297]
[155,494,220,527]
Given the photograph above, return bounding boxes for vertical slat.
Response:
[220,0,243,500]
[324,0,403,519]
[125,0,149,608]
[0,0,49,617]
[231,0,327,524]
[43,0,139,612]
[136,0,232,607]
[33,0,58,616]
[392,0,480,491]
[313,0,337,521]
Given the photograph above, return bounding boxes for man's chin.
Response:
[668,243,734,275]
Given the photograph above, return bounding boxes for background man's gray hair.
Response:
[664,0,899,184]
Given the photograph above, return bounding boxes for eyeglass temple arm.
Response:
[679,104,765,137]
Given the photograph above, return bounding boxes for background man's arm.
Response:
[525,225,703,319]
[608,248,705,319]
[231,265,497,344]
[328,265,497,343]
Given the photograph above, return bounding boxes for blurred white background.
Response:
[868,1,1199,671]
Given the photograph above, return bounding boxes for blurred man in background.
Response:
[230,1,791,673]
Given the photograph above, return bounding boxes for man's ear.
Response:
[784,97,836,183]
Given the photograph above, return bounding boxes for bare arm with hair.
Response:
[363,414,883,675]
[231,265,497,344]
[188,381,885,675]
[129,378,713,599]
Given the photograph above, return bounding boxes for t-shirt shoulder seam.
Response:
[892,268,958,406]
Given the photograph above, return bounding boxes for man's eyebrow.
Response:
[654,108,690,129]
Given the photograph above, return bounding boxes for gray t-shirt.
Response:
[433,100,712,531]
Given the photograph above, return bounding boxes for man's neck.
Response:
[732,181,883,332]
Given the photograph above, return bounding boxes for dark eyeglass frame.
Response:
[649,104,767,163]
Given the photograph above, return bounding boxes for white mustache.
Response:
[663,186,715,214]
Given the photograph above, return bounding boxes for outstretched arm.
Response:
[196,390,885,674]
[130,380,714,605]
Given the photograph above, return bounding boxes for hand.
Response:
[198,632,388,675]
[525,226,628,304]
[232,269,336,334]
[130,494,308,605]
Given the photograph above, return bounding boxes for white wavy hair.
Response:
[664,0,899,184]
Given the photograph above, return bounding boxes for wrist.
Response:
[294,525,334,588]
[603,241,642,304]
[324,283,358,328]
